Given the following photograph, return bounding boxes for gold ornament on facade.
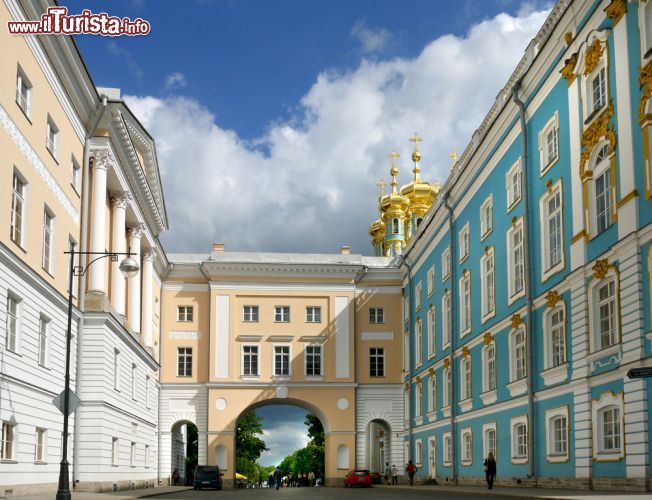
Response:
[462,346,470,358]
[546,290,561,308]
[564,32,573,46]
[560,52,578,86]
[512,216,517,227]
[511,313,523,329]
[428,367,435,376]
[593,259,611,279]
[484,246,489,255]
[546,179,553,192]
[580,102,616,179]
[639,60,652,125]
[583,39,604,76]
[405,382,410,391]
[604,0,627,24]
[483,332,493,346]
[443,357,450,369]
[415,375,421,384]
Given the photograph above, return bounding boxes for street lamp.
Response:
[56,250,139,500]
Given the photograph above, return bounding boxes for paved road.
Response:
[149,486,513,499]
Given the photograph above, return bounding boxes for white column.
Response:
[110,193,129,316]
[567,73,586,271]
[127,225,143,334]
[141,250,155,348]
[89,151,110,293]
[573,383,593,483]
[624,378,649,483]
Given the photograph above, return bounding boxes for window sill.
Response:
[481,310,496,324]
[593,450,624,462]
[461,460,472,467]
[587,344,620,362]
[305,321,322,324]
[507,198,521,213]
[460,328,471,339]
[540,156,559,177]
[34,461,47,465]
[458,398,473,413]
[240,375,260,380]
[46,147,59,164]
[511,456,528,465]
[480,389,497,406]
[480,228,493,242]
[546,453,569,464]
[540,363,567,386]
[413,416,423,426]
[442,405,451,418]
[427,410,437,422]
[507,289,525,306]
[272,375,291,381]
[9,240,27,254]
[1,459,18,464]
[304,376,324,381]
[583,104,606,127]
[242,320,259,323]
[507,377,527,397]
[71,182,80,197]
[541,261,565,283]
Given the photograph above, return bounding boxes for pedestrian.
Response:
[172,468,180,486]
[484,452,497,489]
[406,460,417,486]
[273,466,282,490]
[391,464,398,485]
[384,462,391,485]
[308,470,315,487]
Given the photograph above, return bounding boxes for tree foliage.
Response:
[236,410,269,462]
[278,413,324,476]
[305,413,324,448]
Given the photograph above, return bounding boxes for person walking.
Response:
[172,468,180,486]
[484,452,497,489]
[391,464,398,485]
[384,462,391,485]
[273,466,282,490]
[308,470,315,487]
[406,460,417,486]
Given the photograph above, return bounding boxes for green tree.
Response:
[236,410,269,462]
[305,413,324,448]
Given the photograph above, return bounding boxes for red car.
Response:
[344,469,372,488]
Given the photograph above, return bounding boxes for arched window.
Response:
[461,357,472,401]
[591,391,624,460]
[593,144,613,235]
[392,218,400,235]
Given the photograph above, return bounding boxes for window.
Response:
[643,0,652,59]
[403,331,409,373]
[459,271,471,335]
[145,375,150,409]
[590,67,607,117]
[481,249,495,319]
[442,291,451,348]
[111,437,119,465]
[483,424,497,460]
[6,294,20,352]
[427,306,436,357]
[306,306,321,323]
[243,305,258,322]
[480,196,493,238]
[415,440,422,466]
[370,348,385,377]
[506,161,522,209]
[305,345,322,376]
[274,345,290,376]
[145,445,149,468]
[131,364,137,400]
[113,349,120,390]
[415,383,423,418]
[540,114,559,171]
[274,306,290,322]
[415,281,422,310]
[415,319,423,366]
[461,429,472,464]
[441,248,450,280]
[16,66,32,117]
[10,172,26,246]
[545,306,566,369]
[242,345,259,376]
[541,184,563,275]
[443,433,452,466]
[511,416,528,462]
[592,392,624,460]
[130,442,136,467]
[443,367,451,408]
[600,406,621,452]
[35,428,46,462]
[546,408,568,460]
[46,115,59,158]
[459,224,470,262]
[404,295,410,321]
[461,357,472,401]
[177,306,193,322]
[392,218,400,234]
[592,145,613,235]
[511,329,527,381]
[42,208,55,273]
[428,375,437,413]
[71,156,81,192]
[427,266,435,296]
[369,307,384,324]
[507,219,525,300]
[483,344,496,392]
[591,277,618,351]
[38,315,49,367]
[2,422,15,460]
[177,347,192,377]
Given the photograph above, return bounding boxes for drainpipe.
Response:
[442,192,457,483]
[512,82,535,480]
[73,95,108,485]
[400,255,414,468]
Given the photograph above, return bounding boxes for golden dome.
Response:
[400,133,438,217]
[380,154,410,216]
[369,218,385,245]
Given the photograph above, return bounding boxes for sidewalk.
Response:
[6,486,193,500]
[374,484,652,499]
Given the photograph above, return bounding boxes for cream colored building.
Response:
[159,246,405,487]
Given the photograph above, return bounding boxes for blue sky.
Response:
[255,405,311,467]
[59,1,551,255]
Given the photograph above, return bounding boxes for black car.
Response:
[193,465,222,490]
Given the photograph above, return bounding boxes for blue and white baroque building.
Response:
[398,0,652,491]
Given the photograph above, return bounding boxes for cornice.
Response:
[202,261,363,279]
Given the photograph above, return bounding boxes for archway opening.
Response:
[170,420,198,486]
[367,419,391,475]
[234,401,326,488]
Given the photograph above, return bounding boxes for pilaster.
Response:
[141,250,155,348]
[89,150,110,293]
[127,224,143,334]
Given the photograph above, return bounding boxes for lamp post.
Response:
[56,250,139,500]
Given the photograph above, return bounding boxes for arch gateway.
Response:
[159,248,405,487]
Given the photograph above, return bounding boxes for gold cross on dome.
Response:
[409,133,423,148]
[388,150,400,164]
[376,179,387,197]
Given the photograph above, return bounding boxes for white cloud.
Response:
[125,8,549,254]
[257,424,309,467]
[350,20,393,54]
[164,72,187,91]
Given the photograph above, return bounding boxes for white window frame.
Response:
[480,195,493,240]
[42,207,55,274]
[441,248,450,281]
[392,218,400,234]
[510,415,528,464]
[46,115,59,159]
[428,374,437,414]
[588,271,620,353]
[35,427,46,463]
[540,181,565,280]
[506,160,522,210]
[442,291,451,349]
[442,367,451,409]
[459,223,470,262]
[442,432,452,466]
[404,295,410,322]
[369,307,384,324]
[506,218,525,304]
[415,382,423,418]
[591,392,624,461]
[274,306,290,322]
[111,437,119,466]
[38,315,49,367]
[640,0,652,62]
[273,344,291,377]
[1,421,15,461]
[482,422,497,461]
[145,375,151,409]
[145,444,150,468]
[177,347,192,377]
[113,349,121,390]
[459,270,471,336]
[305,344,323,377]
[588,143,615,238]
[370,347,385,377]
[415,438,423,467]
[243,305,259,322]
[461,428,473,465]
[6,293,22,353]
[16,65,32,118]
[177,306,193,322]
[10,170,27,248]
[131,363,137,400]
[509,328,527,382]
[427,266,435,296]
[71,155,81,193]
[482,343,497,394]
[480,248,495,321]
[130,441,136,467]
[543,304,567,371]
[545,406,569,463]
[415,281,422,310]
[539,112,559,174]
[242,344,260,377]
[583,52,608,122]
[460,356,472,401]
[427,305,436,358]
[306,306,321,323]
[415,318,423,366]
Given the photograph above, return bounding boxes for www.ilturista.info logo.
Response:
[7,7,151,36]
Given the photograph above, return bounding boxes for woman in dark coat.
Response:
[484,452,497,489]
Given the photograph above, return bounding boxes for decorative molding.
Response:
[483,332,493,346]
[91,149,113,172]
[110,192,131,209]
[298,335,326,343]
[639,60,652,124]
[604,0,627,24]
[169,331,201,340]
[511,313,523,329]
[545,290,561,308]
[128,224,145,239]
[361,331,394,341]
[462,346,470,358]
[592,258,611,279]
[143,250,157,261]
[580,102,616,179]
[443,357,450,369]
[0,104,80,224]
[560,52,578,86]
[584,39,604,76]
[236,335,262,342]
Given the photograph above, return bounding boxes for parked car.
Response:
[344,469,372,488]
[193,465,222,490]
